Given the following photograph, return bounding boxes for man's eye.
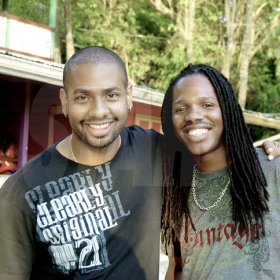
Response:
[173,107,187,114]
[107,93,119,100]
[204,103,214,108]
[76,96,89,103]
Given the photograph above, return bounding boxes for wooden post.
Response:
[18,82,31,167]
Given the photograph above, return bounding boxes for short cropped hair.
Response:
[63,46,128,89]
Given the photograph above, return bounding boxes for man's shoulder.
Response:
[23,144,60,170]
[1,145,61,189]
[122,125,162,147]
[124,125,160,136]
[256,147,280,174]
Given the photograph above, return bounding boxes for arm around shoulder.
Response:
[262,140,280,161]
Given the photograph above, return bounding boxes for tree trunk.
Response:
[54,1,61,63]
[184,0,196,63]
[222,0,236,78]
[238,0,254,109]
[64,0,75,60]
[2,0,8,11]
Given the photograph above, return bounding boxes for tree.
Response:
[6,0,50,24]
[53,1,62,63]
[149,0,196,63]
[2,0,8,11]
[247,53,280,140]
[238,0,254,108]
[238,0,280,108]
[222,0,245,78]
[63,0,75,60]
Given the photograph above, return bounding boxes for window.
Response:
[135,114,162,133]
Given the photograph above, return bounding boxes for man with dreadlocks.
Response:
[161,63,280,279]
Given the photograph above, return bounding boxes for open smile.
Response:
[89,123,111,130]
[187,128,209,136]
[85,121,115,137]
[182,125,213,142]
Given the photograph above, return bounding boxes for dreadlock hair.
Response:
[161,63,269,248]
[63,46,128,91]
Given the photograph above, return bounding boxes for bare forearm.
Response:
[165,256,182,280]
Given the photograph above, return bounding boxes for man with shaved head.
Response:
[0,46,162,279]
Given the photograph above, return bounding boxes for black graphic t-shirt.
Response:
[0,126,162,280]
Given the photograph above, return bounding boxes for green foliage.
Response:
[68,0,177,90]
[248,55,279,112]
[194,1,224,68]
[247,53,280,140]
[4,0,50,25]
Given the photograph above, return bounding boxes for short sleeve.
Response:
[0,195,34,279]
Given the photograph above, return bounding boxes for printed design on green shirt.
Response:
[180,172,273,278]
[244,216,274,279]
[193,175,232,220]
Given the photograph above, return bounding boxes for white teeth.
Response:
[89,123,110,129]
[188,128,209,136]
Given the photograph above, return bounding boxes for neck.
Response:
[71,134,121,166]
[194,148,228,172]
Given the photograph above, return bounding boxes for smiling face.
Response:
[60,62,132,150]
[172,74,225,161]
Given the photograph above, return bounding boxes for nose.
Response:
[88,98,109,119]
[184,105,203,123]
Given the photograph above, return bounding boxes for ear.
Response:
[59,88,68,117]
[126,83,133,111]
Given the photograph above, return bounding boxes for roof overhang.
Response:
[0,50,63,86]
[0,51,164,106]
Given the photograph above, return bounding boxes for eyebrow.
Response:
[173,96,218,104]
[73,86,121,95]
[73,88,91,95]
